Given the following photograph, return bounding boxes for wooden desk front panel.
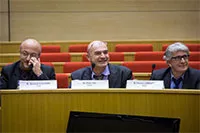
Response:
[1,90,200,132]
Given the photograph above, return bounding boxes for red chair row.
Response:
[67,43,200,52]
[134,52,200,61]
[40,53,71,62]
[68,44,153,52]
[42,45,61,53]
[40,51,199,62]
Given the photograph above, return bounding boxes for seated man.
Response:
[71,40,133,88]
[150,42,200,89]
[0,38,56,89]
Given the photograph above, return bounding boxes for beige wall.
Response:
[0,0,9,41]
[1,0,200,41]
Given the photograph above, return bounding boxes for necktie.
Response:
[94,74,104,80]
[172,77,182,89]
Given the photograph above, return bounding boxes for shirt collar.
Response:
[91,65,110,79]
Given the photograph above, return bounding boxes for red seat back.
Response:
[122,61,168,72]
[56,73,69,88]
[82,52,124,61]
[189,52,200,61]
[68,44,88,52]
[41,62,54,67]
[42,45,61,53]
[40,53,70,62]
[63,62,91,73]
[115,44,153,52]
[189,61,200,70]
[135,52,164,61]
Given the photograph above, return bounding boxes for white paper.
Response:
[126,80,164,90]
[71,80,109,89]
[19,80,57,90]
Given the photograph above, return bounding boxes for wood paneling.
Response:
[1,89,200,132]
[0,0,198,41]
[0,0,8,12]
[0,13,9,41]
[0,0,9,41]
[10,11,200,41]
[10,0,200,11]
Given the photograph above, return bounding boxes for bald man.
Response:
[0,38,56,89]
[70,40,133,88]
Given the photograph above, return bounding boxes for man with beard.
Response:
[150,42,200,89]
[0,38,56,89]
[70,40,133,88]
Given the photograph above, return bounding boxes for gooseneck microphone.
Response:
[91,62,95,70]
[151,64,156,74]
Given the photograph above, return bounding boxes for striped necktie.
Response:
[172,77,183,89]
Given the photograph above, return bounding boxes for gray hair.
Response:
[87,40,107,53]
[163,42,189,61]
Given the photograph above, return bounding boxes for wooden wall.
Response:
[0,0,9,41]
[0,0,200,41]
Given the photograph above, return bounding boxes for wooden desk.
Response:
[0,89,199,133]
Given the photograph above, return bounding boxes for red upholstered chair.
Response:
[63,62,91,73]
[189,52,200,61]
[115,44,153,52]
[40,53,70,62]
[42,45,61,53]
[134,52,165,61]
[68,44,88,52]
[82,52,125,61]
[56,73,69,88]
[122,61,168,73]
[189,61,200,70]
[41,62,54,68]
[162,44,200,51]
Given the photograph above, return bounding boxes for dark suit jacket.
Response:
[150,67,200,89]
[0,61,56,89]
[71,64,132,88]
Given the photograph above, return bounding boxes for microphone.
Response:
[151,64,156,74]
[91,62,95,70]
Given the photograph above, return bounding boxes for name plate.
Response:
[126,80,164,90]
[71,80,109,89]
[19,80,57,90]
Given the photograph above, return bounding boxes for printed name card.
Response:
[71,80,109,89]
[19,80,57,90]
[126,80,164,90]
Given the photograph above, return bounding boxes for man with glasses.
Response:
[150,42,200,89]
[0,38,56,89]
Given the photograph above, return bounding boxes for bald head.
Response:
[87,40,107,54]
[20,38,42,55]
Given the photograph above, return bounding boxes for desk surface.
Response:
[0,89,200,133]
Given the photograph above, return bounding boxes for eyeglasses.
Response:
[171,54,189,61]
[20,51,39,58]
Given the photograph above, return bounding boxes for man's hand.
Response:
[29,57,43,77]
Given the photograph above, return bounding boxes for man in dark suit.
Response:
[150,42,200,89]
[0,38,56,89]
[71,40,132,88]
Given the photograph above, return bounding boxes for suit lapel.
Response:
[10,63,21,88]
[108,64,117,88]
[163,69,171,88]
[182,68,190,89]
[82,67,92,80]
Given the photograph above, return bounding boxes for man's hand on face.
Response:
[29,57,43,77]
